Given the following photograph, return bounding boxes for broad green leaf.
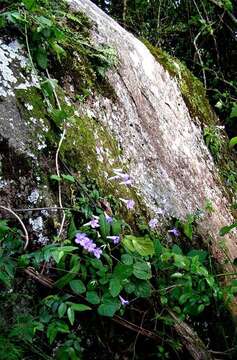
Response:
[70,279,86,294]
[134,280,151,298]
[183,222,193,240]
[0,220,9,233]
[37,15,53,27]
[124,282,136,294]
[47,322,69,344]
[36,48,48,69]
[109,277,122,297]
[113,263,133,280]
[122,235,136,252]
[229,137,237,148]
[62,174,75,183]
[121,254,133,265]
[97,304,117,317]
[50,174,61,182]
[172,244,182,255]
[187,250,208,263]
[219,222,237,236]
[68,217,77,240]
[230,104,237,118]
[22,0,36,10]
[154,238,163,258]
[86,291,100,305]
[58,303,67,318]
[122,235,154,256]
[99,214,110,239]
[0,271,11,287]
[70,303,91,312]
[133,262,152,280]
[111,220,122,235]
[67,308,75,325]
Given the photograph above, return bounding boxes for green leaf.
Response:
[68,217,77,240]
[41,79,58,99]
[54,261,80,289]
[187,250,208,263]
[229,137,237,149]
[109,277,122,297]
[62,174,75,183]
[111,220,122,235]
[70,303,91,312]
[121,254,133,265]
[134,280,151,298]
[50,174,61,182]
[22,0,36,10]
[122,235,154,256]
[97,304,117,317]
[172,245,182,255]
[86,291,100,305]
[113,263,133,280]
[154,238,163,258]
[37,15,53,28]
[230,104,237,118]
[124,282,136,294]
[0,271,11,287]
[219,222,237,236]
[133,262,152,280]
[0,220,9,233]
[36,47,48,69]
[99,214,110,239]
[58,303,67,318]
[67,308,75,325]
[183,222,193,240]
[47,322,69,344]
[70,279,86,294]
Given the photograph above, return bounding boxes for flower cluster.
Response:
[75,232,102,259]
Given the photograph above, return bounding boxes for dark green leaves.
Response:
[69,280,86,295]
[133,261,152,280]
[22,0,37,10]
[109,277,122,297]
[86,291,100,305]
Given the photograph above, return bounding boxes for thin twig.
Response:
[13,207,72,212]
[46,69,67,237]
[0,205,29,250]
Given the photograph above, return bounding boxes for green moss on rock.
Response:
[143,39,216,126]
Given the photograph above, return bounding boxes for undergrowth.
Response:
[0,0,237,359]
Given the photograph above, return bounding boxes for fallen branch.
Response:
[168,310,214,360]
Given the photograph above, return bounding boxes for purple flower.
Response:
[75,232,102,259]
[119,174,133,186]
[119,295,129,306]
[75,232,88,244]
[93,247,103,259]
[149,218,158,229]
[107,235,120,244]
[168,228,181,237]
[109,169,133,186]
[83,216,100,228]
[105,213,113,224]
[120,198,135,210]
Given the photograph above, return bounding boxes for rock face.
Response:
[0,0,237,294]
[68,1,237,266]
